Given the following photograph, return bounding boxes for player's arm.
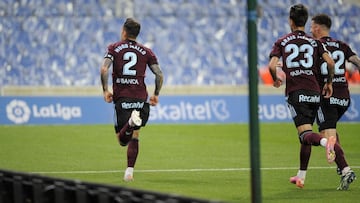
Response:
[321,52,335,98]
[149,64,164,106]
[323,52,335,83]
[348,55,360,69]
[268,56,282,88]
[100,57,113,103]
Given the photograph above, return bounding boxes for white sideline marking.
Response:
[32,166,360,175]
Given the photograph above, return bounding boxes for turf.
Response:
[0,123,359,202]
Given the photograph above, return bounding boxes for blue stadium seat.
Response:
[0,0,359,86]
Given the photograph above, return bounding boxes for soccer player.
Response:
[268,4,337,188]
[311,13,359,190]
[100,18,164,182]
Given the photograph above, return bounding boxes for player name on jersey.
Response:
[114,43,147,55]
[324,41,339,48]
[281,34,317,47]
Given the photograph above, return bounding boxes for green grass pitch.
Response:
[0,123,359,203]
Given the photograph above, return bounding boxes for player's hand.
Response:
[322,83,333,99]
[273,66,285,88]
[149,95,159,106]
[273,79,283,88]
[103,90,113,103]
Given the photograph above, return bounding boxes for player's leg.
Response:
[317,106,339,163]
[123,103,150,182]
[114,98,143,146]
[318,105,344,167]
[333,142,356,190]
[334,103,350,176]
[289,98,327,149]
[336,132,340,145]
[118,109,142,146]
[124,130,140,182]
[114,99,133,146]
[335,105,356,190]
[287,102,315,187]
[322,129,345,167]
[335,131,342,176]
[113,101,137,181]
[290,143,311,188]
[318,104,356,189]
[290,124,327,188]
[288,99,327,188]
[122,111,141,181]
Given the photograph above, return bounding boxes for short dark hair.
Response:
[123,18,141,38]
[312,14,332,29]
[289,4,308,27]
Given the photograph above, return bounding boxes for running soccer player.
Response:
[100,18,164,182]
[268,4,337,188]
[311,13,359,190]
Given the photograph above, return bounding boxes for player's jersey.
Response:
[105,39,158,101]
[318,36,356,99]
[269,30,326,96]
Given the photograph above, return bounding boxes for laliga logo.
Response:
[6,99,82,124]
[6,99,31,124]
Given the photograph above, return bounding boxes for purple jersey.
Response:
[105,39,158,101]
[318,36,356,99]
[269,30,327,96]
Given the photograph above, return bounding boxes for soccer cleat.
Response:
[337,170,356,190]
[129,110,142,127]
[123,167,134,182]
[326,135,336,163]
[289,176,304,188]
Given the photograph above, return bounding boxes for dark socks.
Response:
[302,132,322,146]
[300,144,311,170]
[334,143,348,171]
[127,139,139,167]
[118,122,133,146]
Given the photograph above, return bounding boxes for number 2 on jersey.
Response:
[320,50,345,75]
[123,52,137,76]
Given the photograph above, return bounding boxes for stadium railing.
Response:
[0,169,222,203]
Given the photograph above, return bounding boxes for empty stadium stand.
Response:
[0,0,359,87]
